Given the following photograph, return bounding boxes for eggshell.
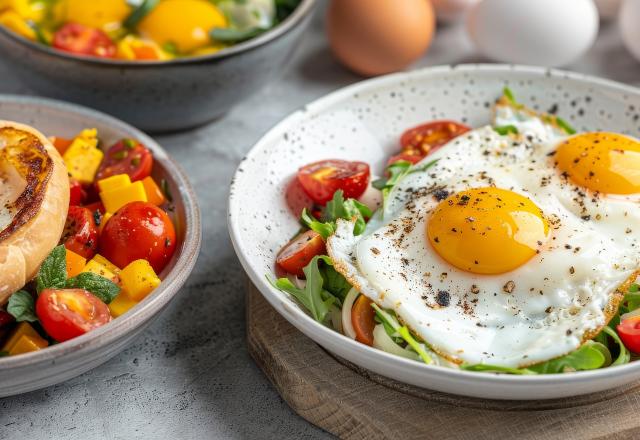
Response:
[594,0,621,20]
[432,0,480,23]
[466,0,599,67]
[620,0,640,62]
[327,0,435,76]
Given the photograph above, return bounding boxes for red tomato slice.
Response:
[351,295,376,346]
[617,317,640,354]
[96,139,153,183]
[400,120,471,157]
[69,179,86,206]
[99,201,176,273]
[387,152,424,166]
[297,160,370,205]
[53,23,116,58]
[36,288,111,342]
[276,230,326,277]
[61,206,99,259]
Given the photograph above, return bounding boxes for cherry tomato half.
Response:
[400,120,471,157]
[617,317,640,354]
[99,201,176,273]
[297,160,370,205]
[351,295,376,346]
[36,288,111,342]
[53,23,117,59]
[276,230,326,277]
[61,206,99,259]
[96,139,153,183]
[69,179,87,206]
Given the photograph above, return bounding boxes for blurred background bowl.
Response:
[0,0,315,133]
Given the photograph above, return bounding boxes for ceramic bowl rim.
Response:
[0,0,316,68]
[228,63,640,390]
[0,93,201,368]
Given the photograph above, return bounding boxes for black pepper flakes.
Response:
[436,290,450,307]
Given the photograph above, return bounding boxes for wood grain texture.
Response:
[246,282,640,439]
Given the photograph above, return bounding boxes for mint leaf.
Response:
[529,341,608,373]
[37,245,67,293]
[66,273,121,304]
[7,290,37,322]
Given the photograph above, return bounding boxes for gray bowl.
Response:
[0,0,315,133]
[0,94,201,397]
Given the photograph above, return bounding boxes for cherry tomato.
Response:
[351,295,376,346]
[297,160,370,205]
[61,206,99,259]
[69,179,86,206]
[53,23,116,59]
[99,201,176,273]
[0,310,15,329]
[83,201,106,215]
[276,230,326,277]
[36,288,111,342]
[617,317,640,354]
[96,139,153,183]
[387,152,424,166]
[400,120,471,157]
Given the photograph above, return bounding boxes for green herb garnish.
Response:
[7,290,37,323]
[123,138,137,149]
[300,190,371,239]
[36,245,67,293]
[123,0,159,29]
[493,125,519,136]
[556,117,576,135]
[210,26,266,43]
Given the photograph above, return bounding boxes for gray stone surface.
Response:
[0,6,638,439]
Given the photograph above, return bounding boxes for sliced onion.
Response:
[342,288,359,339]
[373,324,419,361]
[621,308,640,322]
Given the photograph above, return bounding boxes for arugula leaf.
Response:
[601,326,630,366]
[371,303,432,364]
[503,86,517,104]
[372,160,438,209]
[300,190,372,239]
[318,262,351,303]
[7,290,37,322]
[36,245,67,293]
[556,117,577,135]
[65,273,121,304]
[529,341,608,373]
[460,364,536,375]
[493,125,519,135]
[270,255,337,323]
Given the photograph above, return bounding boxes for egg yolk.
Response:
[427,188,549,275]
[555,132,640,194]
[54,0,131,31]
[138,0,227,54]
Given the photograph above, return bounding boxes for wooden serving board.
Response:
[247,282,640,439]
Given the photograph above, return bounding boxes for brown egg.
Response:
[326,0,435,76]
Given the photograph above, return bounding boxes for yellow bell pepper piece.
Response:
[53,0,130,32]
[83,254,121,283]
[63,129,103,184]
[8,334,48,355]
[0,10,36,40]
[2,322,43,352]
[119,259,161,301]
[66,248,87,278]
[108,291,138,317]
[141,176,165,206]
[8,0,46,21]
[100,180,147,214]
[117,35,171,61]
[97,173,131,193]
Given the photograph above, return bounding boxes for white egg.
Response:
[594,0,621,19]
[327,100,640,368]
[466,0,599,67]
[431,0,480,23]
[620,0,640,62]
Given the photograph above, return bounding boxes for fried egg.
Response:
[328,101,640,368]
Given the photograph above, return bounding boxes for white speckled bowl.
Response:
[229,64,640,400]
[0,95,201,397]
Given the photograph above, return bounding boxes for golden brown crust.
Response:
[0,121,69,305]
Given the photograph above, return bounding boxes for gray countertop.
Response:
[0,5,639,439]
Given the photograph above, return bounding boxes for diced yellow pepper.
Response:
[141,176,165,206]
[100,180,147,214]
[2,322,41,352]
[83,254,121,283]
[117,35,170,61]
[9,0,46,21]
[62,129,103,184]
[99,212,113,234]
[8,334,48,355]
[0,10,36,40]
[97,173,131,193]
[108,291,138,317]
[119,259,161,301]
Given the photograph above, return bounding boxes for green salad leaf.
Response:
[460,364,535,375]
[6,290,37,323]
[371,303,432,364]
[600,326,630,366]
[493,125,519,136]
[529,341,609,374]
[36,245,67,293]
[300,190,371,239]
[372,159,438,208]
[318,262,351,304]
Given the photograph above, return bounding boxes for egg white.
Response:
[329,114,639,368]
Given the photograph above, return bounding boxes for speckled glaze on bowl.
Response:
[229,64,640,400]
[0,95,201,397]
[0,0,315,133]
